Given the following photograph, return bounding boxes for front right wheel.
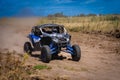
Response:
[24,42,32,55]
[41,45,51,63]
[72,45,81,61]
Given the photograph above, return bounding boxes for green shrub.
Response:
[33,65,52,70]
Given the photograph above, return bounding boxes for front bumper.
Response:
[56,41,69,48]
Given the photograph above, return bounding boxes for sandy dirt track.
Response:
[0,18,120,80]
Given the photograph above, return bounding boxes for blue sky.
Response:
[0,0,120,17]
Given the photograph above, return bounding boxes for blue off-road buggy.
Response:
[24,24,81,63]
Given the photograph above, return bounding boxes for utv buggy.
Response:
[24,24,81,63]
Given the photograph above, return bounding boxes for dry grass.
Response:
[0,51,32,80]
[0,15,120,38]
[37,15,120,38]
[0,51,53,80]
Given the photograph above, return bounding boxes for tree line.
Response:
[47,12,120,17]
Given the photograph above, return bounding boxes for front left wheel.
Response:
[41,45,51,63]
[72,45,81,61]
[24,42,32,55]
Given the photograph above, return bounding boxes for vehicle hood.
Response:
[42,33,69,39]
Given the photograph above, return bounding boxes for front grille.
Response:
[58,42,68,48]
[59,38,66,42]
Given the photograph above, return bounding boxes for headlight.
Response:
[66,38,69,42]
[53,38,59,43]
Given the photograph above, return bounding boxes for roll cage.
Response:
[31,24,67,36]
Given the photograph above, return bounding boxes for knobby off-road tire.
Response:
[72,45,81,61]
[41,45,51,63]
[24,42,32,55]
